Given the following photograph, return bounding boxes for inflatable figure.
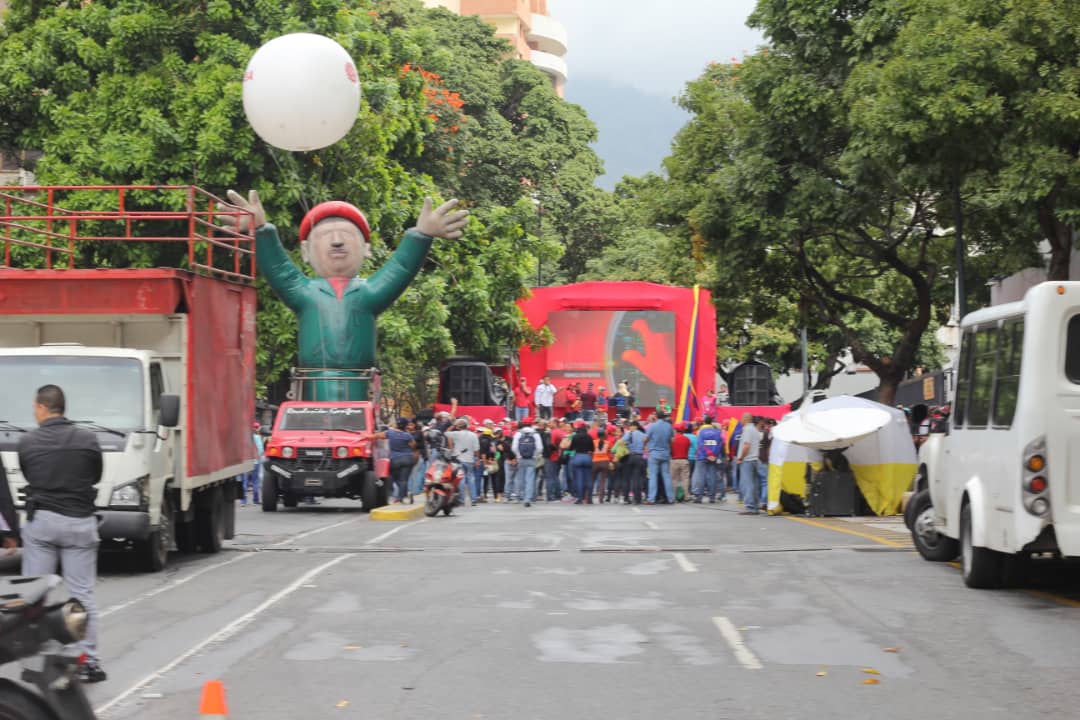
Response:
[223,190,468,400]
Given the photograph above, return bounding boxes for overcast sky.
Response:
[548,0,764,99]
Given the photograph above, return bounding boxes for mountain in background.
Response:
[565,76,689,191]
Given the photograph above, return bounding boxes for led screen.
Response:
[545,310,676,407]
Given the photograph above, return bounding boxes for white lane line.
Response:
[366,518,427,545]
[672,552,698,573]
[644,520,659,530]
[712,616,763,670]
[631,507,643,515]
[100,515,361,619]
[95,554,352,717]
[100,553,252,619]
[272,516,362,546]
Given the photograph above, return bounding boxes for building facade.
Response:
[423,0,567,96]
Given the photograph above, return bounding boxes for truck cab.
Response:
[0,345,181,565]
[262,401,388,512]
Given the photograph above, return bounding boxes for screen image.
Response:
[546,310,676,407]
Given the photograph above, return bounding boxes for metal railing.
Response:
[0,185,255,281]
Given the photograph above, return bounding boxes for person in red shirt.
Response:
[545,420,566,501]
[671,423,692,502]
[513,378,532,423]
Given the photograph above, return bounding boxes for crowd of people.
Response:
[384,404,778,515]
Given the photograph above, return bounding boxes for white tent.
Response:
[767,395,917,515]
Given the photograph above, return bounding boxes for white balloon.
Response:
[242,33,361,152]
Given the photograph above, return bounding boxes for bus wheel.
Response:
[961,503,1002,588]
[910,490,958,562]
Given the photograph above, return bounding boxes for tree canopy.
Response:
[0,0,602,412]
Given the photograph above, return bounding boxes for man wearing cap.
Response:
[222,189,468,401]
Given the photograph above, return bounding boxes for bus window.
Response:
[1066,315,1080,384]
[954,331,974,426]
[993,320,1023,427]
[966,327,997,428]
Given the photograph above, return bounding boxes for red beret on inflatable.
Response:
[299,201,371,243]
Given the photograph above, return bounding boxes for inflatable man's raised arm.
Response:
[222,190,468,401]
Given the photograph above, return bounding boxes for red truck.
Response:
[0,186,256,571]
[262,398,389,511]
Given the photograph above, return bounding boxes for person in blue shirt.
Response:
[384,419,417,504]
[623,421,648,504]
[243,422,264,506]
[643,412,675,504]
[693,416,725,503]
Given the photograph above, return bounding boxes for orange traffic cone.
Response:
[199,680,228,719]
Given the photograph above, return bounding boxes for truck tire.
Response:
[0,681,57,720]
[909,489,958,562]
[137,496,172,572]
[960,503,1001,589]
[261,472,278,512]
[223,481,238,540]
[361,470,379,513]
[195,485,225,554]
[376,478,389,508]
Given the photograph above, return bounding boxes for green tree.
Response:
[0,0,601,405]
[654,4,956,405]
[845,0,1071,284]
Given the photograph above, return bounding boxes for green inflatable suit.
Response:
[224,190,469,401]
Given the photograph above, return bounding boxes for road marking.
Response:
[631,507,643,515]
[644,520,659,530]
[275,516,363,546]
[783,516,908,548]
[100,553,253,619]
[366,518,427,545]
[672,552,698,573]
[95,553,352,717]
[712,616,763,670]
[100,515,361,619]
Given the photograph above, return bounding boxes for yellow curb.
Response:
[370,504,425,521]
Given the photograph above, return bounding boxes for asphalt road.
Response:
[14,498,1080,719]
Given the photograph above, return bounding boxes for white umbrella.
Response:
[772,407,892,451]
[768,395,917,515]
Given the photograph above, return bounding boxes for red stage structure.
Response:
[517,282,716,420]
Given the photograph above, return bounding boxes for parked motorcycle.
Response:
[0,575,95,720]
[423,447,467,516]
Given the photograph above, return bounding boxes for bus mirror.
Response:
[159,394,180,428]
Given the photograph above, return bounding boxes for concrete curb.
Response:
[370,503,426,521]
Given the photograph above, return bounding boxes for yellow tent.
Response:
[767,395,916,516]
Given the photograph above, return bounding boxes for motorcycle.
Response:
[0,575,95,720]
[423,447,467,517]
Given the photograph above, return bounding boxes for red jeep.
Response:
[262,401,390,511]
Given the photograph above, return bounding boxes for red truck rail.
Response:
[0,185,254,281]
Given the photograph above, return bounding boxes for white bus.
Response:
[909,281,1080,588]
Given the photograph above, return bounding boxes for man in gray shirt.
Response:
[644,412,675,504]
[736,412,762,514]
[446,418,480,505]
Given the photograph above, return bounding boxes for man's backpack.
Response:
[517,431,537,459]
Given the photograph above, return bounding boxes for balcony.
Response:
[527,13,567,56]
[530,49,567,87]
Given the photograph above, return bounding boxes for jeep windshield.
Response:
[279,406,368,432]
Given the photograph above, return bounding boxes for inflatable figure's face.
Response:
[301,218,369,278]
